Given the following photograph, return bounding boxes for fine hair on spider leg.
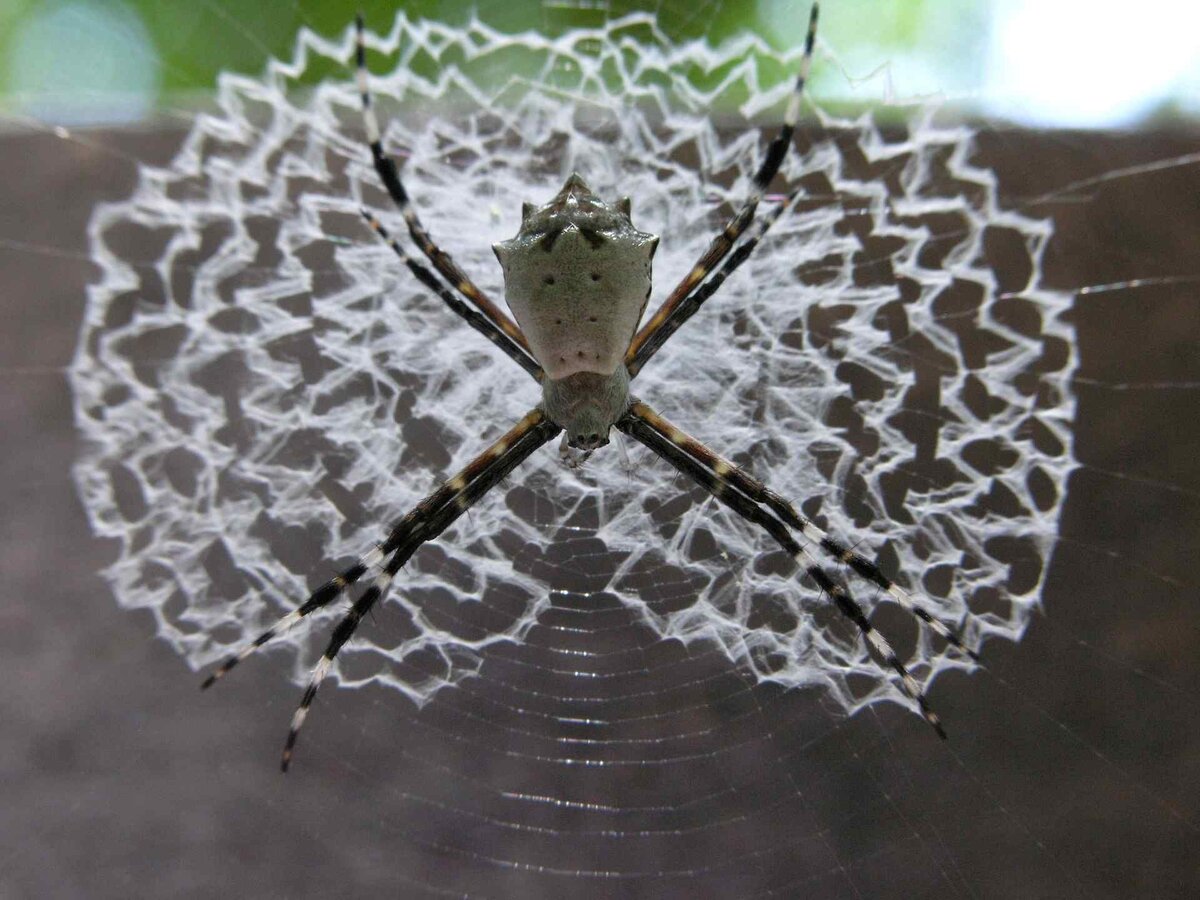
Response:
[195,0,1010,769]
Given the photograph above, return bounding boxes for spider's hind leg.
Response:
[626,1,820,374]
[360,211,542,380]
[354,13,532,361]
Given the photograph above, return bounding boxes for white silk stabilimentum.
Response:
[70,12,1075,724]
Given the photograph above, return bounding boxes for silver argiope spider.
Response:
[202,2,977,771]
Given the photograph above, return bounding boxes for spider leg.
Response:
[198,542,387,691]
[361,211,542,380]
[626,191,797,377]
[201,408,554,689]
[625,1,818,373]
[355,14,534,360]
[627,402,976,659]
[617,400,949,739]
[199,409,561,765]
[281,407,560,771]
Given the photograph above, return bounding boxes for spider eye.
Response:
[568,430,609,451]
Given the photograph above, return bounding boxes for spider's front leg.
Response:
[201,407,561,771]
[618,400,974,739]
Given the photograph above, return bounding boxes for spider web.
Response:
[70,10,1073,727]
[1,1,1195,897]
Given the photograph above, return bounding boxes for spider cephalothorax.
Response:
[203,3,978,773]
[493,174,657,450]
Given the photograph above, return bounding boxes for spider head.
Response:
[542,369,629,452]
[568,428,610,452]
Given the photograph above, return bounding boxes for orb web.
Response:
[70,12,1076,724]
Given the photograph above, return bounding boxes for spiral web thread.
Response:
[70,11,1075,724]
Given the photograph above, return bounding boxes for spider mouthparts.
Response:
[568,431,609,451]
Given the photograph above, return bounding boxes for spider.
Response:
[202,1,977,771]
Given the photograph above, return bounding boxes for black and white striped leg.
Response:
[282,564,395,771]
[361,212,542,380]
[627,190,798,376]
[280,407,560,771]
[199,543,386,691]
[200,409,561,764]
[626,1,818,370]
[201,408,553,690]
[354,13,534,360]
[627,402,975,659]
[617,401,948,739]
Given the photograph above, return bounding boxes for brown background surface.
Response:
[2,126,1198,898]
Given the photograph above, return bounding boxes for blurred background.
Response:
[2,0,1200,127]
[2,2,1198,899]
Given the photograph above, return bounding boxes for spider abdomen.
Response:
[493,173,658,380]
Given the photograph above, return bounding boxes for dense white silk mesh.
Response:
[70,12,1075,722]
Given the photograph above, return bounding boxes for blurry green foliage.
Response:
[0,0,992,122]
